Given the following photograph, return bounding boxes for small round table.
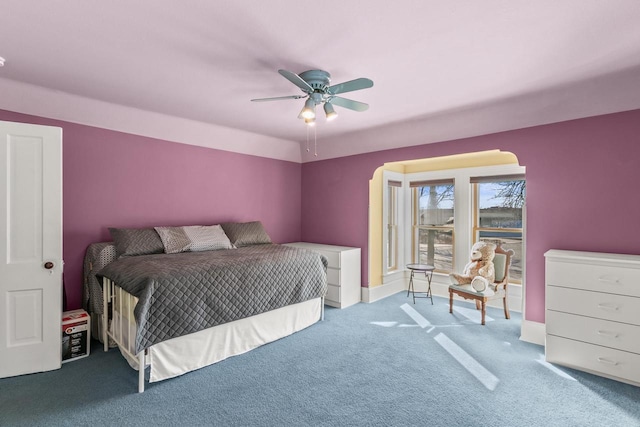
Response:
[406,264,435,304]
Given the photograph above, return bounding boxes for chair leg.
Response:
[481,300,486,325]
[475,300,481,310]
[503,296,510,319]
[449,290,453,314]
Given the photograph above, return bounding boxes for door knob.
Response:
[44,262,54,269]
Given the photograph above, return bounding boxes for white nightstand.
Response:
[284,242,361,308]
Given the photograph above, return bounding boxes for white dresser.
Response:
[545,249,640,386]
[284,242,361,308]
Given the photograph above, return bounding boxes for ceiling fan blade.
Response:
[278,69,313,93]
[251,95,306,102]
[330,96,369,112]
[328,78,373,95]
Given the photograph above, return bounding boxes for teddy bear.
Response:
[449,241,496,293]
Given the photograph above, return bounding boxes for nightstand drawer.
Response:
[326,284,340,303]
[546,310,640,354]
[327,267,340,286]
[547,286,640,326]
[316,250,340,268]
[546,335,640,385]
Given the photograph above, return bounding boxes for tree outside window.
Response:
[474,179,525,282]
[412,181,454,272]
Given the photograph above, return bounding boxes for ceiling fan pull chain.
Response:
[314,126,317,157]
[306,125,310,152]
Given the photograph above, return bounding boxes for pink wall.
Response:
[301,109,640,323]
[0,110,302,311]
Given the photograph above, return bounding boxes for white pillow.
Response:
[155,225,235,254]
[154,227,191,254]
[183,225,234,252]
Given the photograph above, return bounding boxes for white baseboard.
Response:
[520,319,545,346]
[361,277,405,303]
[362,275,522,314]
[363,275,541,346]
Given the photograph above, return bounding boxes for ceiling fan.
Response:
[251,69,374,125]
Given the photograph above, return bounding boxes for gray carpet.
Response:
[1,292,639,426]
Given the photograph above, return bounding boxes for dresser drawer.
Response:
[326,267,340,286]
[547,286,640,326]
[546,335,640,385]
[546,310,640,354]
[546,260,640,297]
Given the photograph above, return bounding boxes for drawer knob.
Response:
[597,303,620,311]
[597,357,619,366]
[596,330,619,338]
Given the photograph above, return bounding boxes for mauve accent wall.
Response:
[0,109,302,311]
[301,109,640,324]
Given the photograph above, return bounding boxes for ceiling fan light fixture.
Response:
[300,98,316,120]
[304,117,316,126]
[324,102,338,121]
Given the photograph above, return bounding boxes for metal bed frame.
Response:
[102,277,325,393]
[102,277,147,392]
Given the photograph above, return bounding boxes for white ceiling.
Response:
[2,1,640,160]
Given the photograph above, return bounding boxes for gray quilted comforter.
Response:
[97,244,327,353]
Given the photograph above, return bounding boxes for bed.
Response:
[84,222,327,392]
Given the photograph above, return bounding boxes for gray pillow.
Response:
[220,221,272,247]
[108,227,164,258]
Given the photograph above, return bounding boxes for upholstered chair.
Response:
[449,243,514,325]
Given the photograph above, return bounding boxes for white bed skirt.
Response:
[115,297,322,383]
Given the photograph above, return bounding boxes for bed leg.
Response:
[321,297,325,321]
[103,277,109,352]
[138,352,145,393]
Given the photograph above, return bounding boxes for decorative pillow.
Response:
[155,225,235,254]
[182,225,234,252]
[154,227,191,254]
[108,228,164,258]
[220,221,272,248]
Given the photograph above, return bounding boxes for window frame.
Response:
[401,164,526,281]
[382,171,405,276]
[472,177,525,284]
[410,181,455,273]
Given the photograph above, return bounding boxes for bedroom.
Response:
[1,1,640,425]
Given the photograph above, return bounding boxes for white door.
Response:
[0,120,63,378]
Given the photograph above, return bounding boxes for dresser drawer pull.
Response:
[598,276,620,284]
[597,303,620,311]
[597,357,619,366]
[596,330,619,338]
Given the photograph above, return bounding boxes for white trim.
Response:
[382,171,405,276]
[404,163,526,272]
[520,320,545,346]
[361,277,406,303]
[0,77,301,163]
[363,271,523,316]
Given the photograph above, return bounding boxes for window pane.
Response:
[478,232,523,282]
[478,180,525,228]
[417,184,454,226]
[387,226,396,269]
[387,185,398,270]
[418,228,453,271]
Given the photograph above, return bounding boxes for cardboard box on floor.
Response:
[62,309,90,363]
